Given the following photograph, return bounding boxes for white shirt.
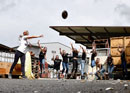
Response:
[17,36,28,54]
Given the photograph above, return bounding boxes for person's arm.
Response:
[80,46,87,54]
[51,55,55,61]
[26,34,43,39]
[59,48,63,55]
[117,46,121,53]
[37,40,43,51]
[70,43,74,51]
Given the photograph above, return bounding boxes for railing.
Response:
[0,51,15,63]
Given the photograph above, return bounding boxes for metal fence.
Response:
[0,51,15,63]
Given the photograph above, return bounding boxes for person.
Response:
[106,54,115,79]
[80,46,87,79]
[8,30,43,79]
[59,48,69,78]
[95,58,106,80]
[37,40,47,75]
[70,43,80,78]
[117,46,128,79]
[91,41,97,75]
[52,55,62,79]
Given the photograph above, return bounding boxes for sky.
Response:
[0,0,130,48]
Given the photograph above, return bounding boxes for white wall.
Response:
[27,42,71,65]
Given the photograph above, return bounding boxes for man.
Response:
[117,46,128,79]
[8,30,43,79]
[59,48,69,78]
[52,55,62,79]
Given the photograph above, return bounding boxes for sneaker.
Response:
[22,76,27,79]
[8,73,12,79]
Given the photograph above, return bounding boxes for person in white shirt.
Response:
[8,30,43,79]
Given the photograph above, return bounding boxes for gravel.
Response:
[0,79,129,93]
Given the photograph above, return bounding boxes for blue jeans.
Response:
[91,60,96,68]
[62,62,69,74]
[108,65,114,78]
[81,60,85,76]
[40,59,45,73]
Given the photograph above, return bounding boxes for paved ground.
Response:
[0,79,129,93]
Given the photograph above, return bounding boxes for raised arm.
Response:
[70,43,74,51]
[59,48,63,55]
[51,55,55,61]
[117,46,122,53]
[37,40,42,50]
[80,46,87,54]
[26,34,43,39]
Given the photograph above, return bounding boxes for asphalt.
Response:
[0,79,129,93]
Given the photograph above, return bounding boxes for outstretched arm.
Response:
[26,34,43,39]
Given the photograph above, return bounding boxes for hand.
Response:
[39,34,43,38]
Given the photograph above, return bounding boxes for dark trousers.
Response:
[121,61,128,77]
[71,59,78,74]
[9,50,25,76]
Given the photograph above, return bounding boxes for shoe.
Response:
[22,76,27,79]
[8,73,12,79]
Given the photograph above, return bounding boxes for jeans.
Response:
[121,61,128,77]
[108,65,114,78]
[62,62,69,74]
[9,50,25,76]
[91,60,96,68]
[40,59,45,73]
[81,60,85,76]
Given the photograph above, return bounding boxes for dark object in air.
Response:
[62,10,68,19]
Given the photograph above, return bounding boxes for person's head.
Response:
[121,48,125,53]
[108,54,111,58]
[63,50,66,54]
[23,30,29,36]
[43,47,47,52]
[55,55,59,59]
[96,58,100,65]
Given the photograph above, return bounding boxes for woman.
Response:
[8,30,43,79]
[95,58,106,80]
[80,46,87,79]
[59,48,69,77]
[38,40,47,74]
[52,55,62,79]
[106,54,115,79]
[70,43,80,78]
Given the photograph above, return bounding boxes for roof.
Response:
[0,44,14,51]
[50,26,130,48]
